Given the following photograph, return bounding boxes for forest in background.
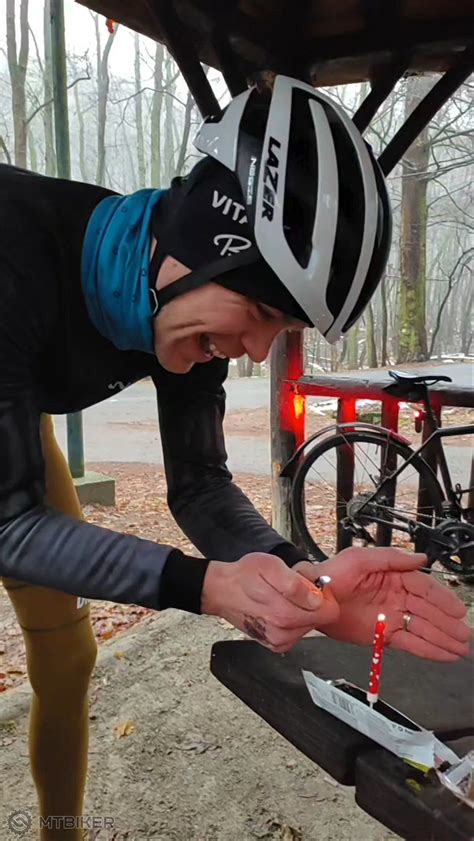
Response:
[1,0,472,375]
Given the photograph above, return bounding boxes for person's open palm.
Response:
[294,548,470,662]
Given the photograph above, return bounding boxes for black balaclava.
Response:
[149,156,310,323]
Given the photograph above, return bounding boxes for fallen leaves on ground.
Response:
[0,666,25,692]
[177,732,220,754]
[246,813,302,839]
[114,720,135,738]
[281,827,303,841]
[1,458,472,695]
[0,465,274,693]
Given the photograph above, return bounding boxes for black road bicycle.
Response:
[282,370,474,581]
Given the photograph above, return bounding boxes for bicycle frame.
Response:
[359,422,474,514]
[348,376,473,516]
[421,425,474,505]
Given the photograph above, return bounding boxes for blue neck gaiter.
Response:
[81,188,166,354]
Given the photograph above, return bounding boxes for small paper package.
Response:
[302,671,459,770]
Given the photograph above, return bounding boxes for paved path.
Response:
[54,362,472,485]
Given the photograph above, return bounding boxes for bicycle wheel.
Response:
[291,430,445,560]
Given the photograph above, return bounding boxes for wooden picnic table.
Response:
[211,637,474,840]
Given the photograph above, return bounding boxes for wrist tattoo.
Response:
[243,614,268,643]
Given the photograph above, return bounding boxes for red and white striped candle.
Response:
[367,613,386,707]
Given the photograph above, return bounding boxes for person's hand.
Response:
[293,548,470,662]
[201,553,339,653]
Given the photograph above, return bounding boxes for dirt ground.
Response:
[1,609,404,841]
[0,457,472,841]
[0,467,269,693]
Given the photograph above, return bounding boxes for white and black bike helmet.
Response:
[193,74,392,342]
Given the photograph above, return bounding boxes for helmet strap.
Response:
[149,247,260,312]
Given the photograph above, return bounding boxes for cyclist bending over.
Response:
[0,76,469,839]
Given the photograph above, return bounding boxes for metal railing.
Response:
[273,367,474,544]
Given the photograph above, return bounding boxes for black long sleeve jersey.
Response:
[0,165,302,614]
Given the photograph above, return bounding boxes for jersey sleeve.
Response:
[153,358,304,566]
[0,263,208,613]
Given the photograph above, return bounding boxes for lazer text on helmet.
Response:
[262,137,281,221]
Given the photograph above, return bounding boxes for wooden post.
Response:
[416,404,441,548]
[468,454,474,512]
[377,399,400,546]
[50,0,70,179]
[271,332,304,543]
[50,0,85,478]
[336,398,357,551]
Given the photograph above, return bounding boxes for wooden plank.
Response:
[210,638,474,788]
[445,735,474,757]
[211,637,474,734]
[78,0,473,40]
[76,0,473,84]
[355,747,474,840]
[210,638,372,785]
[297,376,474,408]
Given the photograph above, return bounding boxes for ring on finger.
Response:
[403,612,413,632]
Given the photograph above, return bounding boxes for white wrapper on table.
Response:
[302,671,459,770]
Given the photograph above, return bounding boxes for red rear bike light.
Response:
[293,393,305,420]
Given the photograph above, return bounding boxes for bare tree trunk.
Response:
[175,89,194,177]
[163,54,175,182]
[94,14,117,186]
[123,129,138,192]
[27,123,37,170]
[397,77,429,363]
[429,250,473,357]
[0,137,12,164]
[460,274,473,355]
[6,0,29,168]
[50,0,70,180]
[379,276,388,365]
[134,32,146,187]
[366,303,378,368]
[338,335,348,368]
[73,78,88,181]
[390,277,400,362]
[43,0,55,175]
[346,324,359,369]
[236,357,246,377]
[150,42,164,186]
[236,356,255,376]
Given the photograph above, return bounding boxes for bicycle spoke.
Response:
[352,441,383,481]
[306,463,344,498]
[295,431,443,560]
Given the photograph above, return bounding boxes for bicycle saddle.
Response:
[389,370,452,385]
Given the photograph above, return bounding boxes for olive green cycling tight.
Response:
[2,415,97,840]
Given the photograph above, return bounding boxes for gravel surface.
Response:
[1,463,471,840]
[0,611,400,841]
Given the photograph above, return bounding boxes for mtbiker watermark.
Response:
[8,810,115,836]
